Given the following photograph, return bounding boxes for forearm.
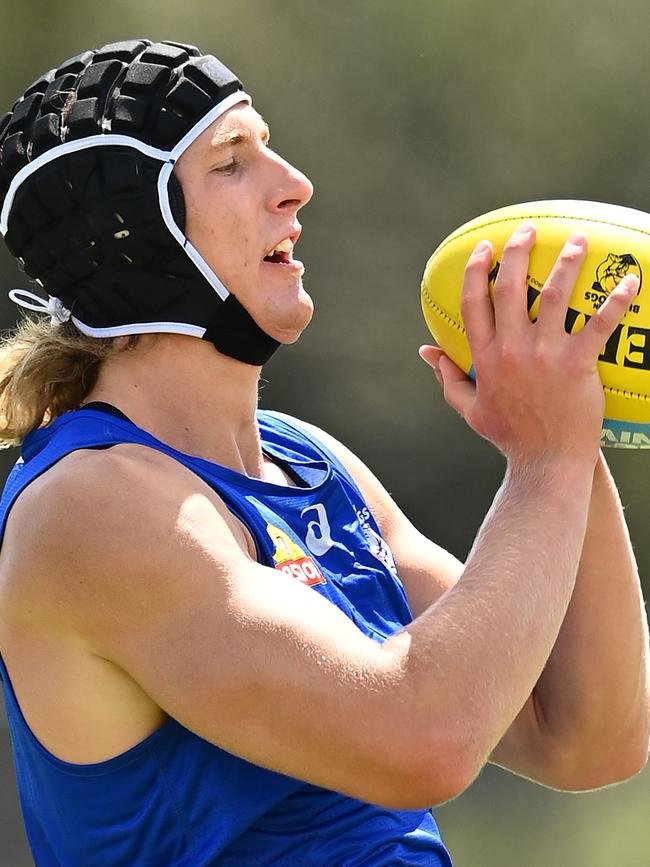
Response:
[385,455,595,776]
[531,452,650,780]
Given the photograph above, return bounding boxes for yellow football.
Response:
[421,200,650,449]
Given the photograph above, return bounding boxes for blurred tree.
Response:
[0,2,649,864]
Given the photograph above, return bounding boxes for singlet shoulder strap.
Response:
[258,410,364,499]
[0,409,152,545]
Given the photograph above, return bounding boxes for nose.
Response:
[267,152,313,213]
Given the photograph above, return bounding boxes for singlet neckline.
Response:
[82,401,132,423]
[79,401,310,489]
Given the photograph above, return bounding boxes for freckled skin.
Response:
[174,103,314,344]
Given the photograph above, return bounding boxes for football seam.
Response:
[421,286,464,331]
[435,212,650,256]
[603,385,650,402]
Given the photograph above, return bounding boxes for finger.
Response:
[460,240,495,352]
[419,345,445,365]
[438,353,477,418]
[419,345,446,386]
[491,222,536,334]
[576,273,640,358]
[536,234,588,335]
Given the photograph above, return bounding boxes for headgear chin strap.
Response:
[0,39,281,365]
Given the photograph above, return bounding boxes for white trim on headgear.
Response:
[0,90,251,237]
[2,90,251,324]
[157,160,230,302]
[0,135,171,236]
[169,90,251,160]
[156,89,251,303]
[7,288,207,339]
[70,316,207,339]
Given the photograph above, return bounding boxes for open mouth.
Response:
[263,237,295,266]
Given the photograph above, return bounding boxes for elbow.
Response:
[528,683,650,792]
[363,729,484,810]
[372,769,474,812]
[576,709,650,790]
[541,727,650,792]
[568,736,649,791]
[602,719,650,785]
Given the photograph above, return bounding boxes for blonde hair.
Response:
[0,316,137,448]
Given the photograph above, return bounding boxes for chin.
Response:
[271,312,313,345]
[266,294,314,344]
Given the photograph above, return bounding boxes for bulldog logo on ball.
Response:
[593,253,642,296]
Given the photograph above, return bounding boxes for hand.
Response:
[420,222,639,466]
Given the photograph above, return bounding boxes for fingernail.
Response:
[515,221,535,236]
[619,274,640,291]
[419,349,444,383]
[567,233,587,248]
[473,240,492,256]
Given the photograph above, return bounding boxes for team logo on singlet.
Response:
[266,523,327,587]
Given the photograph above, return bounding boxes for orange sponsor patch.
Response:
[276,556,326,587]
[266,523,326,587]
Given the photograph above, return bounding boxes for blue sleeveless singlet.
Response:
[0,407,452,866]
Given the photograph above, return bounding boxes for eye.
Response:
[212,158,239,175]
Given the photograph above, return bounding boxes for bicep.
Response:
[31,450,439,806]
[106,548,400,787]
[98,532,455,807]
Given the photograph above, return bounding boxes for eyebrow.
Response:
[209,123,270,151]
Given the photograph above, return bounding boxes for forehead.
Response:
[185,102,269,158]
[210,103,269,145]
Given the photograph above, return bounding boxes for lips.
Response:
[263,236,294,265]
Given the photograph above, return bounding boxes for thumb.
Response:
[419,345,446,385]
[437,354,477,419]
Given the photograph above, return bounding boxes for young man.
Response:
[0,39,648,866]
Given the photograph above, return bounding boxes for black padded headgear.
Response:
[0,39,280,365]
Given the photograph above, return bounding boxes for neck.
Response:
[85,334,266,476]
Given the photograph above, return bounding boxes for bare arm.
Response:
[309,425,650,790]
[12,437,594,811]
[492,452,650,788]
[10,223,641,811]
[302,225,649,790]
[427,228,650,789]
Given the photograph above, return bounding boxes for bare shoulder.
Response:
[0,422,463,804]
[1,443,252,617]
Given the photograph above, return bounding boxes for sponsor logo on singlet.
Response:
[266,523,326,587]
[355,505,398,577]
[301,503,334,556]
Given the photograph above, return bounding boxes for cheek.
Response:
[190,203,251,273]
[179,176,260,284]
[227,214,254,271]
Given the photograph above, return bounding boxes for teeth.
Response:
[271,237,293,256]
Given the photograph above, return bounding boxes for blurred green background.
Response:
[1,1,650,864]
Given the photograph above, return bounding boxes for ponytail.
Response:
[0,317,136,447]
